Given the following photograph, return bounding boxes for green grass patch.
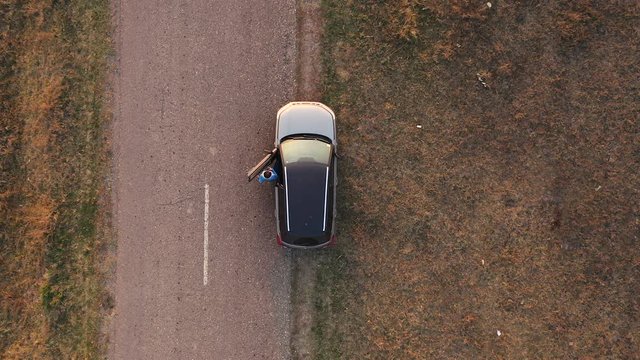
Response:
[0,0,111,358]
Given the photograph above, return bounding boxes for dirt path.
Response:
[110,1,296,358]
[290,1,325,359]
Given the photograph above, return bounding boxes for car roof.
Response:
[284,162,330,235]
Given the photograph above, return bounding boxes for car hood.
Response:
[276,103,335,143]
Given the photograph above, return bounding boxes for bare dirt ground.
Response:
[314,1,640,358]
[110,1,296,358]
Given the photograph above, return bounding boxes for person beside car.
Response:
[258,168,278,184]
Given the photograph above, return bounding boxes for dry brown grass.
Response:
[0,1,110,358]
[315,0,640,358]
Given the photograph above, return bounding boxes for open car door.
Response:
[247,148,278,182]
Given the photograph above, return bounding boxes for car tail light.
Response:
[276,234,284,246]
[327,235,337,247]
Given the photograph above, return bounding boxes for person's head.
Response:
[263,170,272,178]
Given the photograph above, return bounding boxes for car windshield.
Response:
[281,139,331,165]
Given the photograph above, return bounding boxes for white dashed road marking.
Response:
[203,183,209,286]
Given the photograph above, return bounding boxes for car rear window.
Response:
[281,139,331,165]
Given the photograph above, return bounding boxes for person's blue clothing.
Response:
[258,168,278,184]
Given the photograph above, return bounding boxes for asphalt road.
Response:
[111,1,296,358]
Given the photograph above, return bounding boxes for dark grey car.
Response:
[248,102,337,248]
